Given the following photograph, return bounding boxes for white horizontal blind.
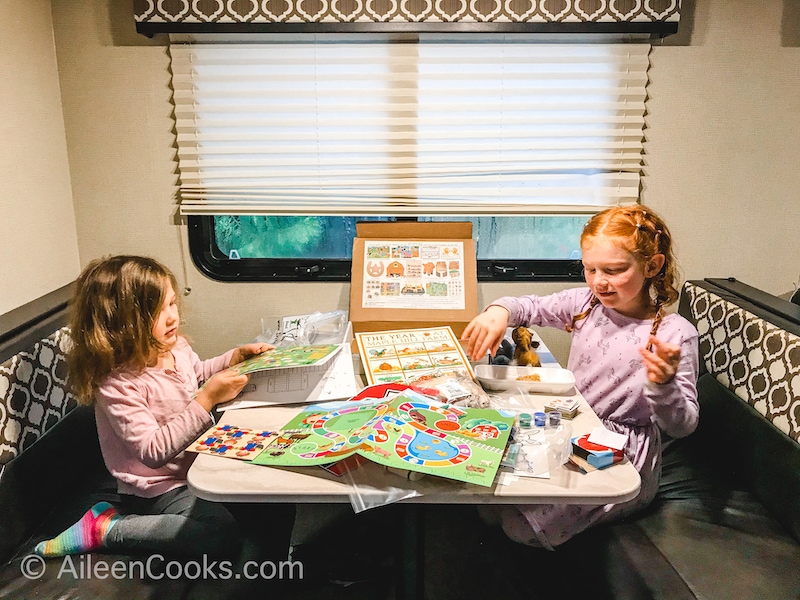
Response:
[170,42,650,216]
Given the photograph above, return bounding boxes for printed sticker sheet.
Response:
[361,241,465,310]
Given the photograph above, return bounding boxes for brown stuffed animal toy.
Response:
[512,326,541,367]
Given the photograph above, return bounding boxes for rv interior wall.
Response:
[0,0,80,315]
[2,0,799,365]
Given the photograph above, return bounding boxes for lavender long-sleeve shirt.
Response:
[494,287,699,439]
[482,288,699,548]
[94,338,234,498]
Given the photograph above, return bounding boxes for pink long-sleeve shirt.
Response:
[94,338,234,498]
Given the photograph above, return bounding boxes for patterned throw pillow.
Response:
[0,328,76,465]
[685,283,800,443]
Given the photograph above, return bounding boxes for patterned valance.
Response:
[135,0,680,35]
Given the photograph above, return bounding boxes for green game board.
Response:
[229,344,341,374]
[250,390,515,487]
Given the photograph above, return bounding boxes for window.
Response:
[189,215,588,281]
[174,40,649,282]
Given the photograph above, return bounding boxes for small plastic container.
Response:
[533,412,547,428]
[519,413,532,428]
[543,410,572,469]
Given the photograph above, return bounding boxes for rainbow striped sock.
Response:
[34,501,120,557]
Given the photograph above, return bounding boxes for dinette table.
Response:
[189,389,640,598]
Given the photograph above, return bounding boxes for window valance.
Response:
[136,0,679,35]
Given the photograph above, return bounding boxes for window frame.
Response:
[187,215,585,283]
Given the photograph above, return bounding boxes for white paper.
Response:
[218,343,359,410]
[496,445,550,485]
[587,426,627,450]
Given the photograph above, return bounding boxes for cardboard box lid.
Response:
[355,221,473,240]
[350,221,477,337]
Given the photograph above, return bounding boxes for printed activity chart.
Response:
[361,241,465,310]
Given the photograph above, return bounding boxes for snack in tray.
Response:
[516,373,541,382]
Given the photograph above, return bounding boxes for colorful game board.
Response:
[186,424,282,460]
[229,344,341,374]
[250,390,515,487]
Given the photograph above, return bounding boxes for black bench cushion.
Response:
[0,405,110,564]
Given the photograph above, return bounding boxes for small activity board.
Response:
[355,326,474,386]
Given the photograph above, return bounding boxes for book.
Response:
[219,343,359,410]
[354,326,475,386]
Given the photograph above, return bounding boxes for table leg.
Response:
[396,503,425,600]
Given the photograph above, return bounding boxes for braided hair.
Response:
[566,204,679,336]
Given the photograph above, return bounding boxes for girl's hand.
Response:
[194,370,250,411]
[639,335,681,384]
[229,343,274,367]
[461,305,510,362]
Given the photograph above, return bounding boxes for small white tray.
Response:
[475,365,576,395]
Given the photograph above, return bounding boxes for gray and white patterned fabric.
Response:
[135,0,680,25]
[0,328,76,465]
[684,283,800,444]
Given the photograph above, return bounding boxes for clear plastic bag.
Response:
[297,310,349,345]
[258,310,349,347]
[408,373,491,408]
[341,460,422,513]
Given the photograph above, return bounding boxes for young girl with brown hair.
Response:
[35,255,292,560]
[463,204,699,548]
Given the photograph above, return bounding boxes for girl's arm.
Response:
[495,288,591,329]
[463,288,591,361]
[97,378,215,469]
[191,346,236,383]
[642,331,700,439]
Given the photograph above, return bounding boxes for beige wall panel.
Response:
[644,0,800,293]
[0,0,79,314]
[51,0,800,365]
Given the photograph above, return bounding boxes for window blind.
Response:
[170,42,650,217]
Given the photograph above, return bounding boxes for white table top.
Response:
[188,386,641,506]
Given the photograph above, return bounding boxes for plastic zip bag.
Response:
[340,459,422,513]
[258,310,349,347]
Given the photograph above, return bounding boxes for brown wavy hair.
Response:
[66,256,179,404]
[567,204,680,336]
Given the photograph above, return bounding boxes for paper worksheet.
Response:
[218,343,359,410]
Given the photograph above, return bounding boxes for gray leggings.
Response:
[104,486,295,562]
[104,486,239,558]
